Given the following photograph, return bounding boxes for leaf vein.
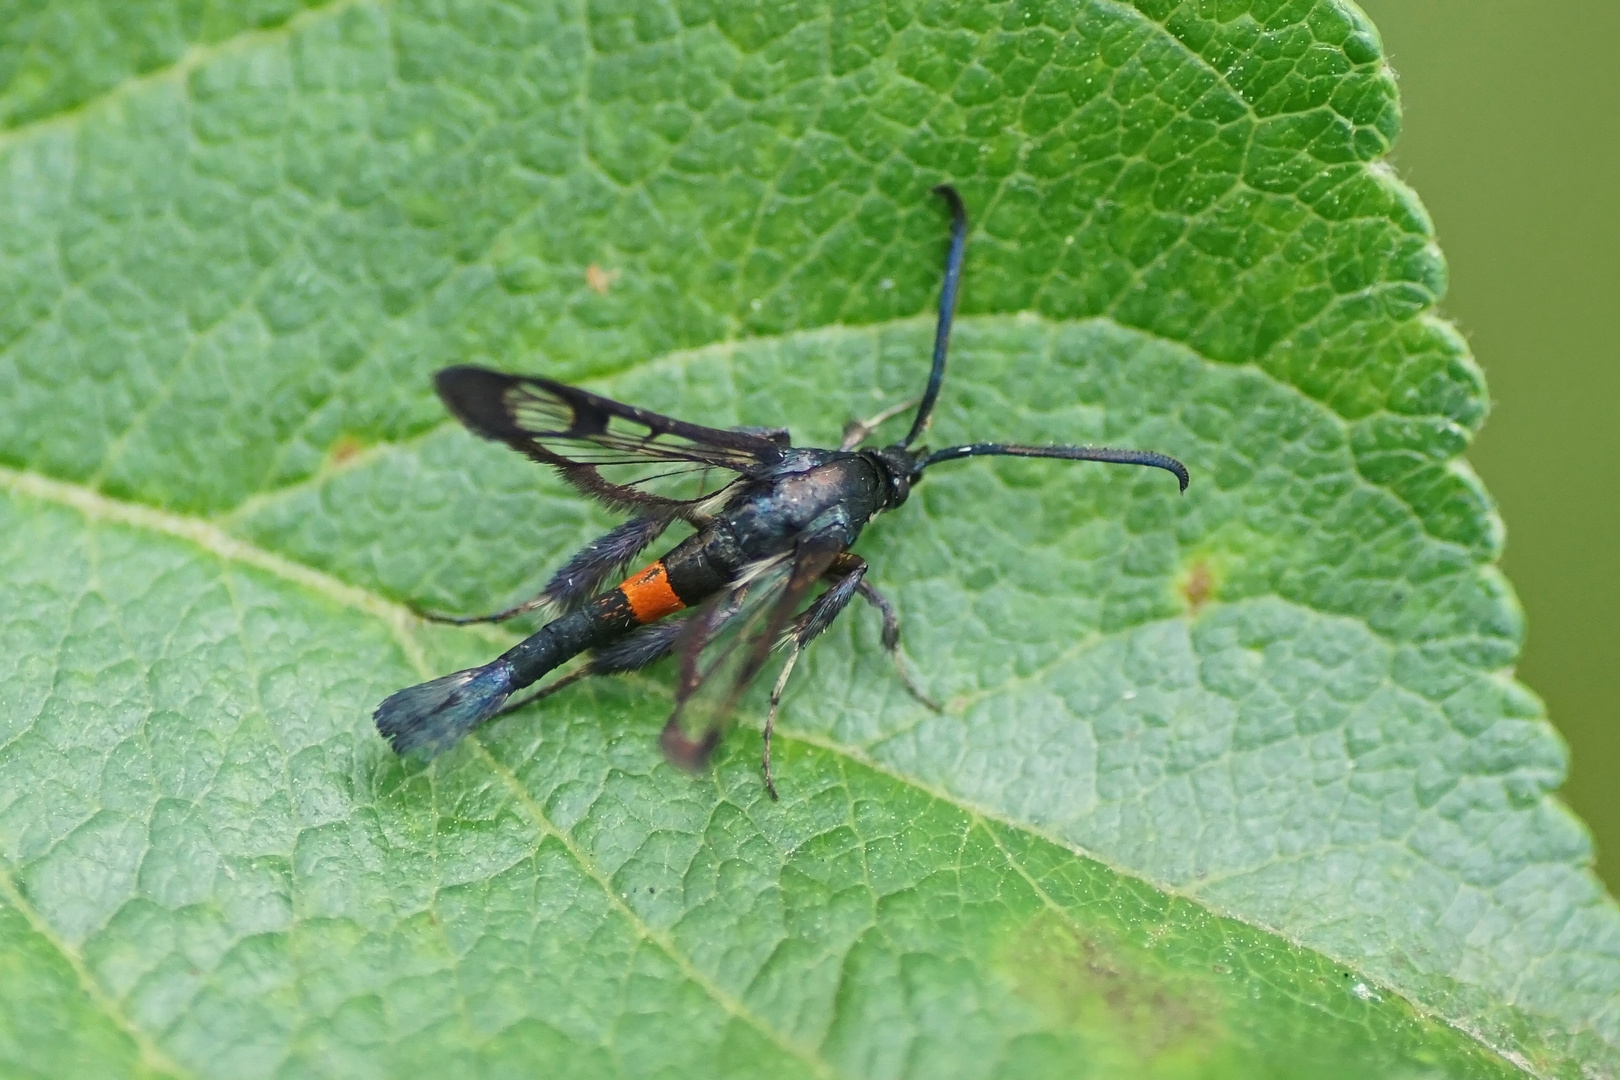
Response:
[466,738,844,1079]
[0,0,374,154]
[0,866,193,1080]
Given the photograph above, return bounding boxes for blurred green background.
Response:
[1356,0,1619,889]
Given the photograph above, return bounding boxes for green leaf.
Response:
[1,0,1615,1076]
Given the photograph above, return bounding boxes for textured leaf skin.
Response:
[1,1,1617,1077]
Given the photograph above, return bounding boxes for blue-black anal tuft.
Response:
[374,661,516,756]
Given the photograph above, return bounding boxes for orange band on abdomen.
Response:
[618,561,685,623]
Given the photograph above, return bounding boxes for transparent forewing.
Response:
[660,556,793,763]
[435,366,787,511]
[662,540,842,766]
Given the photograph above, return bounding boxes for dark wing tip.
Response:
[435,366,526,443]
[660,717,722,773]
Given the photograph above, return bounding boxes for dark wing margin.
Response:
[436,366,787,517]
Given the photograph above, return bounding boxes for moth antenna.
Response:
[903,184,968,449]
[918,443,1189,491]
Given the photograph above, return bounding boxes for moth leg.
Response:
[853,579,898,649]
[415,515,671,624]
[755,555,872,800]
[589,617,688,674]
[787,552,868,644]
[761,643,802,801]
[767,557,940,729]
[541,515,674,611]
[414,594,551,626]
[854,579,941,712]
[488,667,590,718]
[839,397,920,451]
[492,618,688,719]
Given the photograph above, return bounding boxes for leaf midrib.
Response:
[1,457,1526,1078]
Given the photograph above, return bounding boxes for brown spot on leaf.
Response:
[1179,560,1215,615]
[585,264,619,294]
[329,435,366,467]
[998,911,1221,1060]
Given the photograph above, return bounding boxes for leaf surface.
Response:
[2,1,1617,1076]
